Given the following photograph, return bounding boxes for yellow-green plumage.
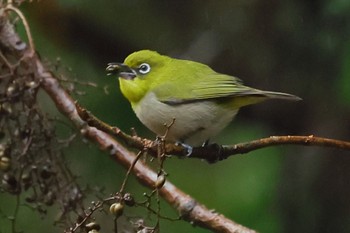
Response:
[108,50,300,146]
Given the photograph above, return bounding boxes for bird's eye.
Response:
[138,63,151,74]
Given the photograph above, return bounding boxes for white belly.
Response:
[132,92,238,146]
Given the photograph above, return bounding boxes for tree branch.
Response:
[188,135,350,162]
[76,105,350,163]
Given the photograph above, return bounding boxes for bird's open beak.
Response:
[106,63,137,80]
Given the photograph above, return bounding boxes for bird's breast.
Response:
[131,92,239,146]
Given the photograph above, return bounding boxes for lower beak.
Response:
[106,63,137,80]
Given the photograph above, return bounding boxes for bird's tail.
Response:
[258,90,302,101]
[230,89,301,108]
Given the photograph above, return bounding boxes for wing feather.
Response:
[154,73,258,104]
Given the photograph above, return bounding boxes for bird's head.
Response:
[107,50,170,104]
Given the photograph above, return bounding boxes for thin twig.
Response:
[119,150,143,193]
[5,4,35,54]
[76,103,149,149]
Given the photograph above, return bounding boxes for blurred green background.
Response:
[2,0,350,232]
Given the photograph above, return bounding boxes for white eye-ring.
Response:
[138,63,151,74]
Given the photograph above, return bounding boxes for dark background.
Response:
[1,0,350,232]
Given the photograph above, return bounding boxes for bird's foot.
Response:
[175,142,193,156]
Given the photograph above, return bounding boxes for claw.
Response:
[176,142,193,156]
[202,139,210,147]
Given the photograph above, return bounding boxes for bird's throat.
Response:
[119,78,147,104]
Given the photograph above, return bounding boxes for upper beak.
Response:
[106,63,137,80]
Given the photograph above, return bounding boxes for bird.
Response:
[106,50,301,147]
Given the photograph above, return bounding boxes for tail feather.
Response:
[260,91,302,101]
[230,89,301,108]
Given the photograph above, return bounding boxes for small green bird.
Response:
[107,50,301,146]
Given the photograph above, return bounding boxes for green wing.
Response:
[153,73,260,105]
